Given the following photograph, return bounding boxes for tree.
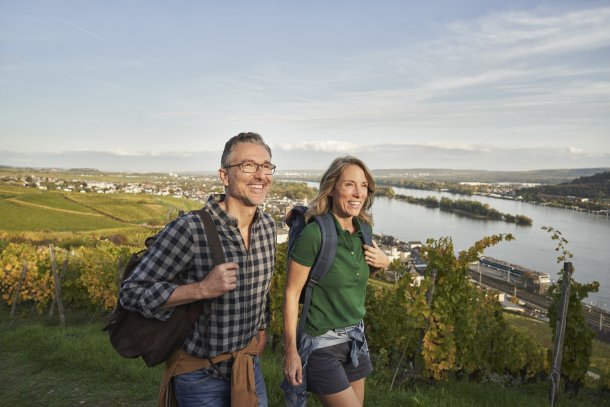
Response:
[543,226,599,397]
[419,233,516,380]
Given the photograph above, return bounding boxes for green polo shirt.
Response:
[290,212,371,336]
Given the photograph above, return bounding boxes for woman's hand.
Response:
[283,349,303,386]
[363,241,390,270]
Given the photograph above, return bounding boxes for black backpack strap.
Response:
[297,212,337,336]
[183,208,226,322]
[195,208,226,265]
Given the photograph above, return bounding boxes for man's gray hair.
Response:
[221,132,272,168]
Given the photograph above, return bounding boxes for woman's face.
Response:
[329,164,368,220]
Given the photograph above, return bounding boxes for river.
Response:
[300,181,610,311]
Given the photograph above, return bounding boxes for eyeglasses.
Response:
[224,160,276,175]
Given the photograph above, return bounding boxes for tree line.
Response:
[517,171,610,210]
[375,187,533,225]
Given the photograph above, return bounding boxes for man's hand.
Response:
[199,262,238,299]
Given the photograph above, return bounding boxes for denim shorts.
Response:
[305,342,372,395]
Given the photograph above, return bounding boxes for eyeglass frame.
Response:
[223,160,276,175]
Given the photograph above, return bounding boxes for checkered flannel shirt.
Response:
[119,194,276,377]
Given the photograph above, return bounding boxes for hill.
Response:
[4,165,609,185]
[517,171,610,202]
[277,168,610,184]
[0,185,200,241]
[567,171,610,185]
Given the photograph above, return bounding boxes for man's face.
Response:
[219,143,273,207]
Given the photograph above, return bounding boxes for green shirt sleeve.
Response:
[290,222,322,267]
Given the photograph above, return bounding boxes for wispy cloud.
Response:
[193,6,609,148]
[54,16,124,48]
[439,6,610,62]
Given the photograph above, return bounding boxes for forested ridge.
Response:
[518,171,610,201]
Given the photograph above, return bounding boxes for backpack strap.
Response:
[356,218,373,247]
[183,208,226,322]
[195,208,225,265]
[286,206,308,266]
[297,212,337,336]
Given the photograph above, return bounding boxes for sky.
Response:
[1,0,609,172]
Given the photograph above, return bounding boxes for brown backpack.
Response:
[103,208,224,367]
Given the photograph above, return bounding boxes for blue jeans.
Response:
[174,356,268,407]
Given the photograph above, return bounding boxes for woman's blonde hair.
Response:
[306,156,375,225]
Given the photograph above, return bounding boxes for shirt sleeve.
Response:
[289,222,322,267]
[258,292,271,330]
[119,216,195,320]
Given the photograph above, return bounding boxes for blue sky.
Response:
[1,0,609,172]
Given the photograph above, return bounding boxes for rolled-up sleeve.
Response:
[119,217,195,320]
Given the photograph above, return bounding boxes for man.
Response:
[120,132,276,407]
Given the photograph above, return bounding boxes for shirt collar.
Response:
[206,194,262,229]
[328,210,363,236]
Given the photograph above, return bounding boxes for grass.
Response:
[506,313,610,375]
[66,194,169,223]
[13,192,99,214]
[0,319,161,406]
[0,186,202,233]
[1,307,608,407]
[0,185,31,195]
[0,200,129,232]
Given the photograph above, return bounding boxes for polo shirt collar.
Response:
[328,210,363,236]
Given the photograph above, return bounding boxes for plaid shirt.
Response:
[119,195,276,377]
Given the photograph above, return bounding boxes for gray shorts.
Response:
[305,342,373,395]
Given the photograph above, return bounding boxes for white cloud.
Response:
[424,143,492,152]
[277,140,358,153]
[109,149,150,157]
[568,147,584,155]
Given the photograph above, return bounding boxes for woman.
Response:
[283,156,390,407]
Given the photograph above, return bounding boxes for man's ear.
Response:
[218,168,229,187]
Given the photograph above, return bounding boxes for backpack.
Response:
[285,205,372,336]
[103,208,225,367]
